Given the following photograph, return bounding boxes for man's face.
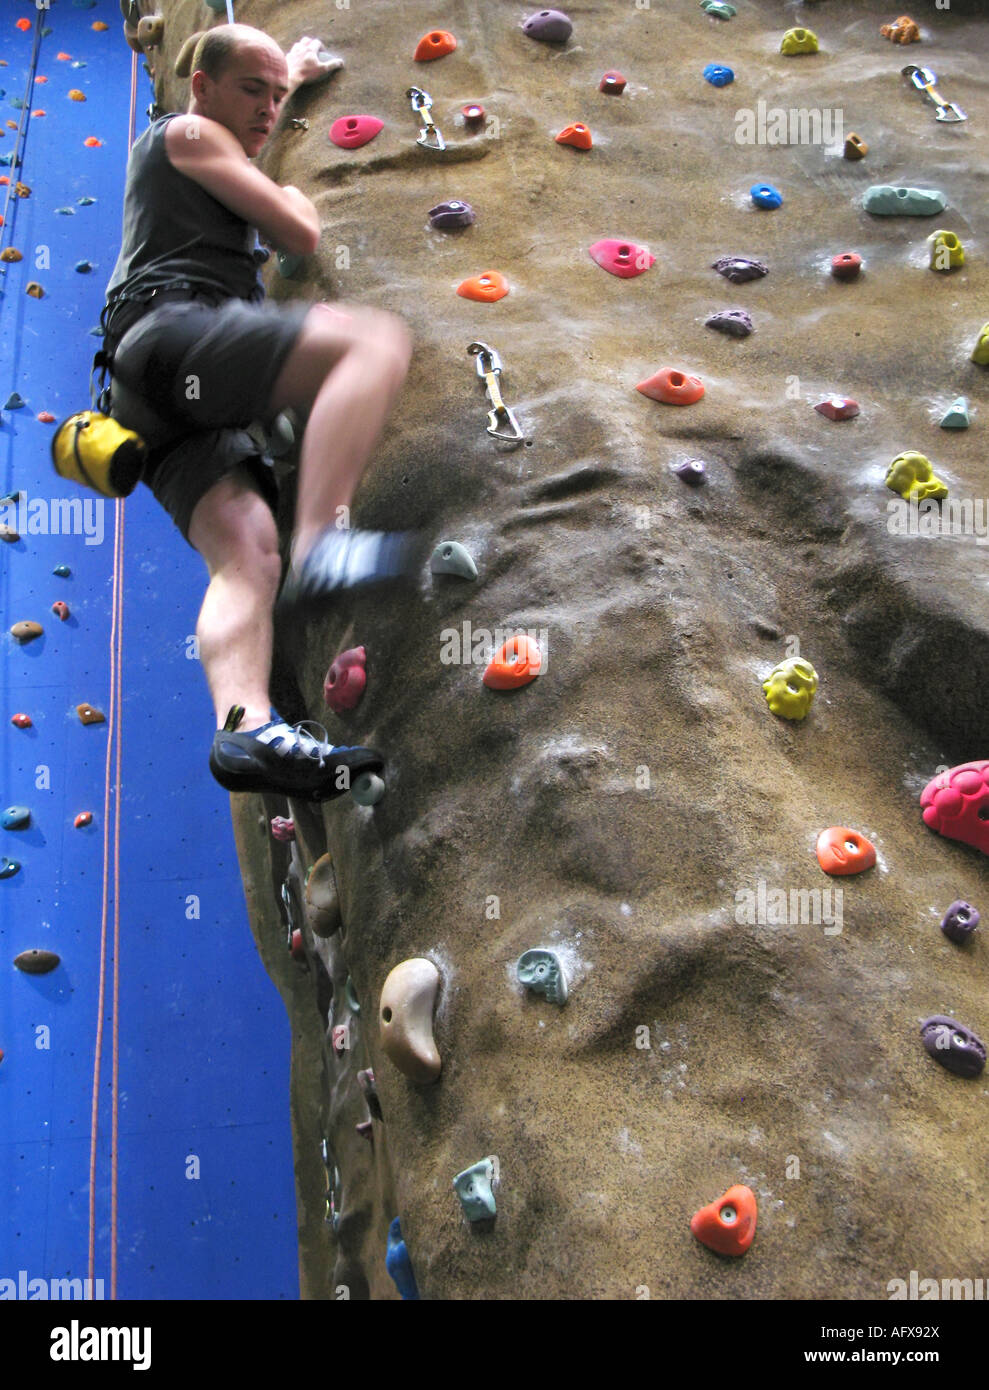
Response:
[196,43,288,156]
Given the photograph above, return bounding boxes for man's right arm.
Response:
[164,115,320,256]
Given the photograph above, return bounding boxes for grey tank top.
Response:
[104,112,266,311]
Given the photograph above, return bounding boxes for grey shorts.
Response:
[109,296,311,542]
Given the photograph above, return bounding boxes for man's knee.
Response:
[274,303,411,412]
[188,476,282,585]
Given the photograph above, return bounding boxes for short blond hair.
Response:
[191,23,282,83]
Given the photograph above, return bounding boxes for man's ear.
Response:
[175,31,206,79]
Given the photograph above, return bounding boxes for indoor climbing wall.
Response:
[1,3,297,1299]
[128,0,988,1301]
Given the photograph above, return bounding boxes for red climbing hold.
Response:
[589,238,654,278]
[290,929,306,962]
[74,812,92,828]
[16,18,31,30]
[329,115,383,149]
[414,30,457,61]
[921,760,989,857]
[52,600,69,620]
[831,252,862,281]
[636,368,705,405]
[814,397,859,420]
[483,635,542,690]
[816,826,877,876]
[462,103,485,125]
[690,1185,757,1257]
[600,71,627,94]
[11,713,32,728]
[84,138,103,148]
[37,411,55,422]
[323,645,367,713]
[556,122,592,149]
[456,270,509,302]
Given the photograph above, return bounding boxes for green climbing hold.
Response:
[863,185,946,216]
[940,397,970,429]
[10,98,24,110]
[2,807,31,830]
[55,207,76,216]
[453,1158,497,1222]
[277,251,303,278]
[352,772,384,806]
[53,564,71,577]
[77,196,96,206]
[701,0,736,16]
[517,948,568,1005]
[430,540,478,579]
[4,394,25,410]
[0,858,21,879]
[345,976,361,1013]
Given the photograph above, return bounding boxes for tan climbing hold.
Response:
[175,32,205,78]
[379,958,442,1084]
[11,621,42,642]
[77,703,105,725]
[1,248,23,262]
[137,15,164,49]
[0,523,18,542]
[124,22,144,57]
[26,282,43,298]
[304,853,342,937]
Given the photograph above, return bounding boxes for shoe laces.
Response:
[253,718,335,764]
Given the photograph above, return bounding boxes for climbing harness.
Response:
[901,65,966,123]
[467,342,524,442]
[407,86,445,150]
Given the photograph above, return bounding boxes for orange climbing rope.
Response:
[0,15,40,293]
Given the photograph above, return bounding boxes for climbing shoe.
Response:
[276,526,419,614]
[209,704,384,799]
[51,411,146,498]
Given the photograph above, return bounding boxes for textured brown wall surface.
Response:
[147,1,986,1298]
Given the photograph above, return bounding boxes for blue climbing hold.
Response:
[0,858,21,879]
[703,63,734,86]
[77,196,96,206]
[4,394,25,410]
[2,806,31,830]
[55,207,76,216]
[74,261,93,274]
[53,565,71,577]
[385,1218,420,1299]
[751,183,782,209]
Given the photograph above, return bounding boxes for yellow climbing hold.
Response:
[780,27,819,55]
[1,248,23,262]
[885,451,948,502]
[762,657,819,721]
[927,230,964,271]
[970,323,989,365]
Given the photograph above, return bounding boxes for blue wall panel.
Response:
[1,1,298,1300]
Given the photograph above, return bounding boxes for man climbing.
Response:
[98,24,416,801]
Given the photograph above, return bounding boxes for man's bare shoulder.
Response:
[164,113,242,170]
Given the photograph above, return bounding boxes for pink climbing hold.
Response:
[814,397,859,421]
[290,929,306,962]
[270,816,296,841]
[329,115,384,149]
[921,760,989,858]
[324,645,367,713]
[589,238,654,278]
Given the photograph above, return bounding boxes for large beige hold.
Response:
[379,958,441,1083]
[305,853,342,937]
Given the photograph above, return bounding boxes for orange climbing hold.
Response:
[37,411,54,422]
[16,18,31,31]
[414,30,457,60]
[11,713,32,728]
[77,704,105,725]
[57,53,72,62]
[74,811,93,828]
[31,110,45,118]
[555,122,592,150]
[93,21,109,31]
[84,138,103,148]
[816,826,876,876]
[690,1185,757,1257]
[68,90,86,102]
[456,270,509,303]
[1,248,23,262]
[636,368,705,405]
[483,635,542,690]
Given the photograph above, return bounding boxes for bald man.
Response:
[102,27,415,800]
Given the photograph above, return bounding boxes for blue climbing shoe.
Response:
[276,526,420,614]
[209,705,383,799]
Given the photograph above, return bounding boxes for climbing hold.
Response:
[386,1218,420,1300]
[690,1184,757,1257]
[555,123,592,150]
[972,324,989,365]
[331,1024,348,1055]
[0,249,22,263]
[68,89,86,101]
[93,21,108,31]
[0,859,21,879]
[55,208,76,216]
[11,714,32,728]
[636,368,705,406]
[74,812,92,828]
[37,412,55,423]
[517,948,568,1005]
[428,200,476,229]
[77,196,95,206]
[26,282,44,298]
[881,15,920,44]
[885,450,947,502]
[920,760,989,857]
[413,30,456,61]
[522,9,572,43]
[701,0,737,17]
[762,656,818,720]
[589,239,654,278]
[76,704,105,724]
[430,540,478,579]
[10,621,43,643]
[920,1017,986,1078]
[75,261,93,274]
[483,634,542,690]
[351,772,385,806]
[940,397,969,430]
[0,524,18,543]
[456,271,509,303]
[815,396,859,421]
[270,816,295,841]
[305,853,342,937]
[379,957,442,1083]
[706,308,752,338]
[289,928,305,963]
[329,115,383,149]
[816,827,877,876]
[323,646,367,713]
[702,63,734,87]
[53,564,71,577]
[927,229,964,270]
[864,185,945,216]
[137,15,164,48]
[51,601,69,621]
[356,1119,373,1140]
[750,183,782,209]
[14,949,60,973]
[357,1067,383,1120]
[84,139,103,148]
[462,103,485,126]
[453,1158,497,1221]
[780,27,819,55]
[345,976,361,1013]
[670,459,706,485]
[940,901,979,945]
[712,256,767,283]
[2,806,30,830]
[599,71,626,94]
[4,392,25,408]
[843,133,868,160]
[831,251,862,281]
[276,251,303,278]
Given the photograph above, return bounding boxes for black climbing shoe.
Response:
[275,526,420,615]
[209,705,383,800]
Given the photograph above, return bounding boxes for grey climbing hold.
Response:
[277,251,303,278]
[352,772,385,806]
[53,564,71,577]
[940,396,969,429]
[267,410,296,456]
[4,393,25,410]
[55,207,76,216]
[453,1158,497,1221]
[430,540,478,579]
[517,948,568,1005]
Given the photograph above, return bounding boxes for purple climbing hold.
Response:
[523,9,572,43]
[706,308,753,337]
[670,459,706,485]
[940,900,979,944]
[428,200,476,230]
[712,256,768,283]
[920,1016,986,1078]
